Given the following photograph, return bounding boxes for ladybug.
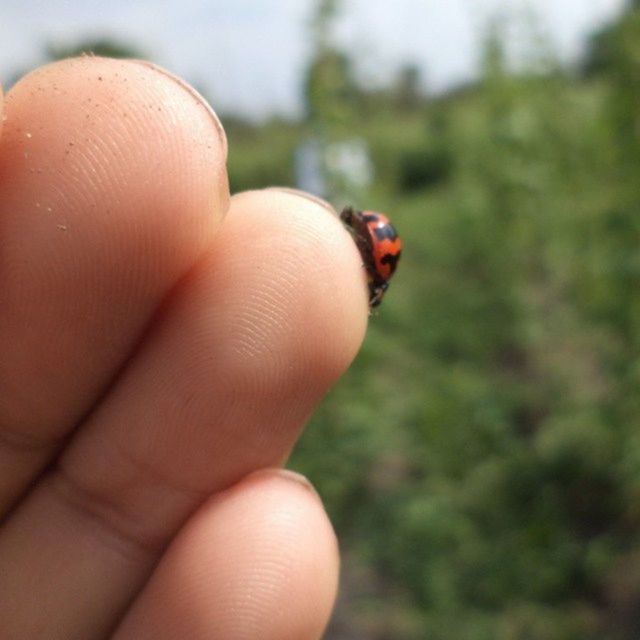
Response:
[340,206,402,308]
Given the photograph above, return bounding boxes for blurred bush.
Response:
[223,117,298,192]
[396,141,452,192]
[289,3,640,639]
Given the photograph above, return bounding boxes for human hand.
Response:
[0,57,368,639]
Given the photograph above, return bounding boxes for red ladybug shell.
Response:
[361,210,402,282]
[340,206,402,307]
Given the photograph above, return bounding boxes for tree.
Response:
[394,64,423,111]
[45,38,145,62]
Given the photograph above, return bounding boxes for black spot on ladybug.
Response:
[362,213,380,223]
[381,251,401,273]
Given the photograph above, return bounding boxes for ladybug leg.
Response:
[368,281,389,308]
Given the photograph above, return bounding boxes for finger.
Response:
[0,189,367,639]
[0,57,228,513]
[113,469,339,640]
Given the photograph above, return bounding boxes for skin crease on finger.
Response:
[0,57,229,514]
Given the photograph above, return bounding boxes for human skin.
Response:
[0,57,369,639]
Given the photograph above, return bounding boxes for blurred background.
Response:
[5,0,640,637]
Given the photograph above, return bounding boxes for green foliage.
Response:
[394,64,425,112]
[396,142,452,192]
[278,5,640,639]
[223,117,298,193]
[305,0,352,129]
[45,38,145,61]
[304,48,357,129]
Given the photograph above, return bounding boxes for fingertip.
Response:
[265,186,337,215]
[229,188,370,379]
[128,59,228,161]
[114,470,339,640]
[269,187,370,372]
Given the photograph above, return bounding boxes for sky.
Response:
[0,0,628,120]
